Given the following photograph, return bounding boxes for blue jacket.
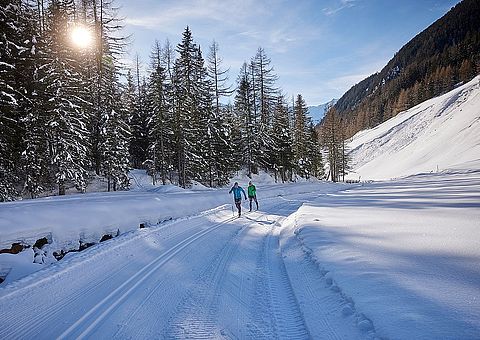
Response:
[229,186,246,200]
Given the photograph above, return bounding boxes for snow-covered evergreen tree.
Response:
[173,27,211,187]
[293,94,309,178]
[234,62,259,176]
[147,40,173,185]
[271,96,293,182]
[38,0,89,195]
[99,53,131,191]
[0,0,38,200]
[129,56,150,168]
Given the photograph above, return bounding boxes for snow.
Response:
[0,170,333,270]
[308,98,337,123]
[1,169,479,338]
[348,76,480,180]
[282,170,480,339]
[1,78,480,338]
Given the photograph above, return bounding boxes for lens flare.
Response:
[70,25,93,48]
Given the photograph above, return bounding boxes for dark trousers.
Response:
[235,198,242,215]
[249,195,258,210]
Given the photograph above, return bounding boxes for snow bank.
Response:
[283,170,480,339]
[0,177,333,254]
[348,76,480,180]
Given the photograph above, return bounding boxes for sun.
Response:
[70,25,93,48]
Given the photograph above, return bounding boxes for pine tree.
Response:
[174,26,202,187]
[39,0,89,195]
[234,62,258,176]
[129,56,150,168]
[0,0,39,200]
[271,96,293,182]
[147,40,173,185]
[293,94,309,178]
[99,52,131,191]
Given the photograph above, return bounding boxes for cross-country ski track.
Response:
[0,190,373,339]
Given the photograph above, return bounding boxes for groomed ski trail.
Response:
[0,190,375,339]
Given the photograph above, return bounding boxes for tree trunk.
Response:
[59,180,65,196]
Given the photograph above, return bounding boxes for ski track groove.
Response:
[282,239,345,340]
[1,192,339,339]
[165,222,250,339]
[248,230,276,339]
[1,261,131,339]
[264,226,311,339]
[0,215,210,339]
[288,215,380,339]
[55,215,238,339]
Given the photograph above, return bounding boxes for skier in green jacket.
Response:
[247,181,259,212]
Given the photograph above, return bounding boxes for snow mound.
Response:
[348,76,480,180]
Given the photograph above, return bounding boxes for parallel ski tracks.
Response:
[0,212,222,339]
[0,212,238,339]
[165,221,250,338]
[249,226,311,339]
[56,215,238,339]
[1,196,327,339]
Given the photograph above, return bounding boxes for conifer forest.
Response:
[0,0,332,201]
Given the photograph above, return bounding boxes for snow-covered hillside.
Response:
[308,98,337,123]
[348,76,480,180]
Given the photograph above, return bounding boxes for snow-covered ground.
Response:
[282,170,480,339]
[348,76,480,180]
[0,170,335,284]
[1,78,480,338]
[1,170,479,339]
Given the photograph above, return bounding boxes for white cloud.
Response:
[323,0,357,16]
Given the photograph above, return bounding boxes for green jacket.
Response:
[247,184,256,197]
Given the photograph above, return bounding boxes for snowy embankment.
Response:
[348,75,480,180]
[281,170,480,339]
[0,170,336,283]
[0,171,325,253]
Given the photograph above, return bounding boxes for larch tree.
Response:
[251,47,279,170]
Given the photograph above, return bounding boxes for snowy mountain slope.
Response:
[308,98,337,123]
[348,76,480,180]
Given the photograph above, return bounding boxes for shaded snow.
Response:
[283,170,480,339]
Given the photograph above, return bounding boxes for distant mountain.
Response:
[348,76,480,180]
[308,99,337,123]
[335,0,480,137]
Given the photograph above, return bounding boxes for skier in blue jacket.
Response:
[229,182,247,216]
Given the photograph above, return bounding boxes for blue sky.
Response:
[116,0,460,105]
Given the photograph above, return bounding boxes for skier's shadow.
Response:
[243,215,276,225]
